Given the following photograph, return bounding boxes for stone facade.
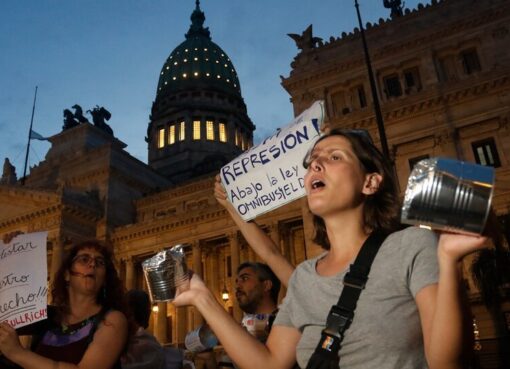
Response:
[281,0,510,366]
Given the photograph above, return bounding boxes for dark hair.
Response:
[52,240,128,323]
[237,262,281,304]
[304,129,401,249]
[126,289,151,329]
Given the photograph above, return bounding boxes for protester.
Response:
[121,289,165,369]
[0,240,129,369]
[197,262,280,369]
[214,178,294,287]
[174,128,489,369]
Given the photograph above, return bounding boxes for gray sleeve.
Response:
[272,271,298,328]
[401,227,439,297]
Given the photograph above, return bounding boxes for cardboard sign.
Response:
[0,232,48,329]
[220,100,324,220]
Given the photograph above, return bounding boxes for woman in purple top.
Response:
[0,240,129,369]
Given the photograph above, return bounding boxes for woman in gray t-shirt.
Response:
[172,128,488,369]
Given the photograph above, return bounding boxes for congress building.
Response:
[0,0,509,367]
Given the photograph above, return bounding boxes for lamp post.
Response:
[353,0,391,160]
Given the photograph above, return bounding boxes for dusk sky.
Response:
[1,0,429,176]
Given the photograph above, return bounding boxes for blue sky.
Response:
[0,0,428,175]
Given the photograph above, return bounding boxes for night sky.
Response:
[0,0,429,176]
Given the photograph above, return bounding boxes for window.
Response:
[168,125,175,145]
[356,85,367,108]
[193,120,201,140]
[331,90,349,116]
[241,134,246,150]
[226,256,232,277]
[436,55,457,82]
[206,120,214,140]
[403,67,422,93]
[461,49,481,75]
[179,121,185,141]
[157,128,165,148]
[219,123,227,142]
[383,74,402,98]
[408,154,430,171]
[472,138,500,167]
[235,128,240,147]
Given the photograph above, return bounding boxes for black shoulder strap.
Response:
[323,230,387,340]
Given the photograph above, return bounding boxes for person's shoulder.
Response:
[102,309,128,328]
[386,226,437,244]
[295,253,325,273]
[383,226,438,256]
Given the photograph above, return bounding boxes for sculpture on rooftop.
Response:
[88,106,113,135]
[288,25,323,52]
[72,104,90,123]
[1,158,17,185]
[63,109,80,130]
[383,0,404,17]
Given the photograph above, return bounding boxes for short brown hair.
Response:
[304,129,401,249]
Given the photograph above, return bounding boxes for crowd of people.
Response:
[0,127,505,369]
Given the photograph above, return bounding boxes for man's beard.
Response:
[239,298,259,314]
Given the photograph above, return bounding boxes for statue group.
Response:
[63,104,113,135]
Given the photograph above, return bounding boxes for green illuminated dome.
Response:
[148,0,254,185]
[156,1,241,99]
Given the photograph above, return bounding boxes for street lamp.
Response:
[353,0,390,160]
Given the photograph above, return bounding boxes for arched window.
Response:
[219,122,227,143]
[206,120,215,140]
[158,128,165,148]
[179,121,185,141]
[193,120,201,140]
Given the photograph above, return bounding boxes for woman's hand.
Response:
[0,323,25,360]
[173,272,212,307]
[437,232,489,263]
[214,175,233,210]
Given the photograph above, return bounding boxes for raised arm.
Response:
[174,273,299,369]
[214,175,294,287]
[0,310,128,369]
[416,233,488,369]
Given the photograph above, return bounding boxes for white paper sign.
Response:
[0,232,48,329]
[220,100,324,221]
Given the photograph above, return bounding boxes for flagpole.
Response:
[21,86,38,186]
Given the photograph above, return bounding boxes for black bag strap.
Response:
[306,231,387,369]
[322,230,387,340]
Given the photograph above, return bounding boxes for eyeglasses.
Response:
[72,254,106,267]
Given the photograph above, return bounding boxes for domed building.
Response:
[148,0,255,184]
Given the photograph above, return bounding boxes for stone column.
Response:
[155,302,168,344]
[192,241,204,327]
[50,238,64,288]
[209,249,220,301]
[125,257,135,291]
[229,232,242,321]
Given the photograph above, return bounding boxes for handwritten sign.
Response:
[220,100,324,220]
[0,232,48,329]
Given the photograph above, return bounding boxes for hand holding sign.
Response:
[0,232,48,329]
[220,100,325,221]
